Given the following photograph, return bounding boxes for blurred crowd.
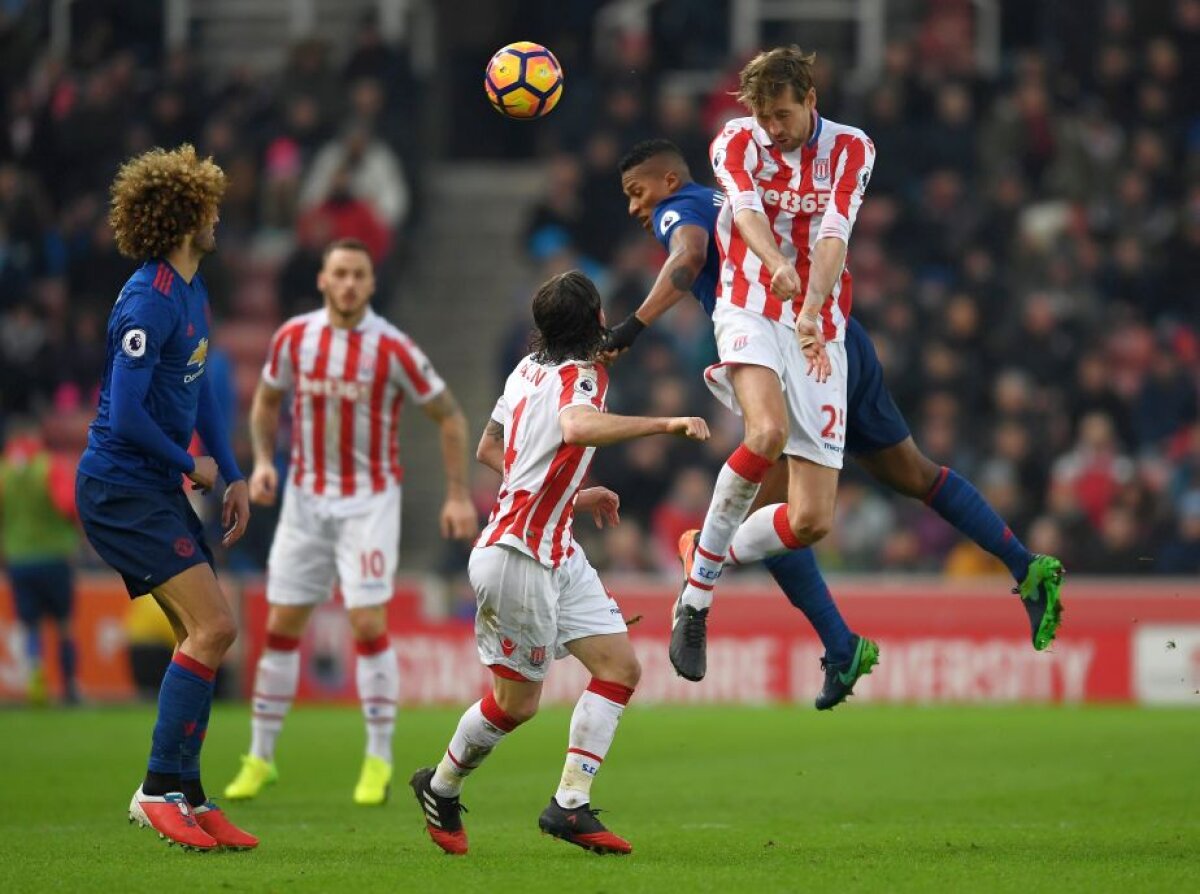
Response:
[0,5,424,567]
[503,0,1200,577]
[2,0,1198,580]
[0,5,421,408]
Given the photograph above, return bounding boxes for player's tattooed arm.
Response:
[249,380,286,468]
[422,389,478,539]
[476,418,505,475]
[422,390,470,496]
[606,224,709,354]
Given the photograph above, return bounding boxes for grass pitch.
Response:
[1,704,1196,892]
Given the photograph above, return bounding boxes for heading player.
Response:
[75,145,256,851]
[223,238,478,806]
[410,270,708,856]
[612,56,1063,695]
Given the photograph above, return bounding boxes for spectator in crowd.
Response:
[300,124,410,237]
[1157,490,1200,574]
[0,417,79,705]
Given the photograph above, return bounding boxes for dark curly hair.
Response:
[530,270,605,365]
[108,144,226,260]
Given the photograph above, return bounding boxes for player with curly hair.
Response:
[76,144,257,852]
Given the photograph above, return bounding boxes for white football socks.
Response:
[431,693,519,797]
[728,503,802,564]
[250,636,300,762]
[681,445,774,610]
[554,679,634,809]
[355,636,399,763]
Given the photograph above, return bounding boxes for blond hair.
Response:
[109,144,226,260]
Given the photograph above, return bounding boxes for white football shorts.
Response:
[705,302,848,469]
[266,486,401,609]
[469,543,627,682]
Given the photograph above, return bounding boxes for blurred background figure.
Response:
[0,417,79,705]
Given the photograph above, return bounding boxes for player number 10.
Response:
[360,549,385,578]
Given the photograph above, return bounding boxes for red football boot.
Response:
[410,767,468,855]
[194,802,259,850]
[538,798,632,855]
[128,787,218,851]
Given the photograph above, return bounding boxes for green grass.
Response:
[1,705,1196,892]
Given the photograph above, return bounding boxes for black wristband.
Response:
[605,314,647,352]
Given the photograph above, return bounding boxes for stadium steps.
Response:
[191,0,381,75]
[384,162,544,567]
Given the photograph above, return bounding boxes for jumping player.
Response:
[223,238,478,806]
[610,60,1063,696]
[76,145,256,851]
[410,270,709,856]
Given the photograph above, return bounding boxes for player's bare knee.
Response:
[195,613,237,655]
[348,609,387,642]
[494,688,540,725]
[743,425,786,460]
[874,441,942,499]
[614,654,642,689]
[787,506,832,546]
[912,457,943,498]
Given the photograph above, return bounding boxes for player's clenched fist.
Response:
[248,463,278,506]
[669,416,710,441]
[769,263,802,301]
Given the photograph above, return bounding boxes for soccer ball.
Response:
[484,41,563,119]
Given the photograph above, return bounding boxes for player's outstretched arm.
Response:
[560,405,709,447]
[476,418,504,475]
[607,225,709,353]
[247,380,285,506]
[421,389,479,540]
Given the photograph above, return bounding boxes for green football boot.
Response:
[1016,554,1065,651]
[815,635,880,710]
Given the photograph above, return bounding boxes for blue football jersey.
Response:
[79,260,213,489]
[651,182,724,316]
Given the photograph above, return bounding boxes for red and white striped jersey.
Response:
[261,307,445,502]
[710,113,875,341]
[477,354,609,568]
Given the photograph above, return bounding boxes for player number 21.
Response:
[820,404,845,442]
